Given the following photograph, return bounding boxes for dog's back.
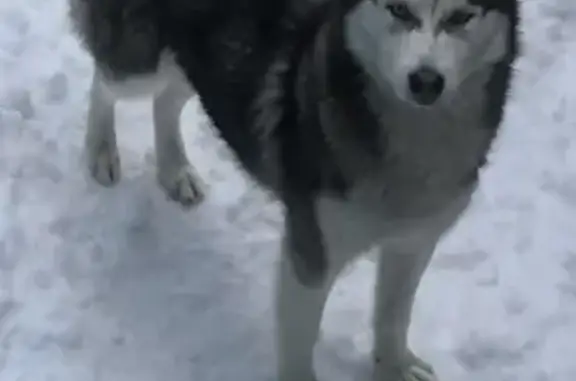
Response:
[69,0,164,79]
[68,0,280,207]
[70,0,294,182]
[69,0,286,76]
[69,2,521,381]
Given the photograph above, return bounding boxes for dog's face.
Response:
[344,0,514,106]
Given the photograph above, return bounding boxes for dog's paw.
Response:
[158,166,204,208]
[88,141,121,186]
[401,358,436,381]
[279,371,318,381]
[375,351,437,381]
[280,376,317,381]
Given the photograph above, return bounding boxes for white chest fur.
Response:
[343,76,493,220]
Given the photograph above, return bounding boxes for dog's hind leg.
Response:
[372,233,440,381]
[84,64,171,187]
[74,0,163,186]
[73,0,202,206]
[85,70,120,186]
[152,63,204,208]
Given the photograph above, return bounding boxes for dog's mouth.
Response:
[410,95,442,107]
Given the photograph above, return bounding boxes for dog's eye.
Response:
[443,10,475,28]
[385,3,415,23]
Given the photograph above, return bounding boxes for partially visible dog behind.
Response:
[69,0,519,380]
[69,0,285,207]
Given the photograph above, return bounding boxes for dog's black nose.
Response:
[408,67,445,105]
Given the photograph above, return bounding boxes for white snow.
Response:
[1,0,576,380]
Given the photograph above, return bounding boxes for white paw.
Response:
[279,377,317,381]
[402,358,436,381]
[88,142,121,186]
[375,351,437,381]
[158,166,204,208]
[278,371,317,381]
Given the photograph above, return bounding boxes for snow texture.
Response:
[1,0,576,380]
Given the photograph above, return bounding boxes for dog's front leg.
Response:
[283,191,328,287]
[275,236,333,381]
[276,193,332,381]
[373,235,440,381]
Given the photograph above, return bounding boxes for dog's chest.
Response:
[386,105,489,185]
[345,102,491,219]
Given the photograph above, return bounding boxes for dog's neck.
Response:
[298,9,384,183]
[298,7,497,197]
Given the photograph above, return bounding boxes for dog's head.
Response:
[344,0,518,106]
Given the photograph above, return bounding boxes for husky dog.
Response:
[69,0,519,380]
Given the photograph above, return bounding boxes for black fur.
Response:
[459,0,520,185]
[158,0,291,177]
[160,0,374,286]
[165,0,344,286]
[273,1,389,285]
[69,0,164,78]
[470,0,519,129]
[70,0,519,287]
[70,0,287,79]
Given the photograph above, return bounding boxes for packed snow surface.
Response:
[1,0,576,380]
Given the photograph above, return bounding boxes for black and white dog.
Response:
[69,0,519,379]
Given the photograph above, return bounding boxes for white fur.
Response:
[277,192,472,381]
[85,52,204,207]
[345,0,510,103]
[277,1,512,380]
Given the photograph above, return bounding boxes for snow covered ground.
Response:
[1,0,576,380]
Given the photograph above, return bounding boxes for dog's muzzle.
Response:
[407,66,445,106]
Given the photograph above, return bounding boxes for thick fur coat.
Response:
[69,0,520,380]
